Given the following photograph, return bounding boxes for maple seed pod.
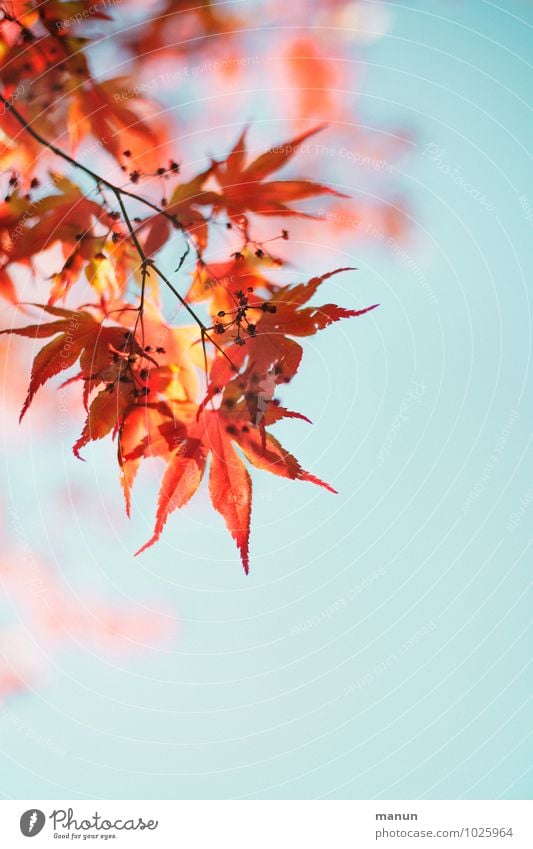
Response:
[255,248,264,258]
[214,323,225,334]
[155,347,165,354]
[282,229,289,240]
[217,311,226,318]
[123,150,132,157]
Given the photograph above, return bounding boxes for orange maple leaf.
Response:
[200,268,379,415]
[0,305,141,422]
[132,406,334,573]
[212,126,348,219]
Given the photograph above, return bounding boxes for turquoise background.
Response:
[0,0,532,799]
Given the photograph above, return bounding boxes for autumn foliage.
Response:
[0,0,387,572]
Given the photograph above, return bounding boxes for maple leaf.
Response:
[0,31,64,88]
[200,268,378,416]
[125,0,242,60]
[207,413,251,570]
[73,378,134,459]
[0,178,137,303]
[68,79,167,170]
[212,126,347,219]
[3,175,105,258]
[113,302,201,403]
[0,306,140,422]
[117,402,175,517]
[143,166,220,256]
[0,265,17,304]
[40,0,114,29]
[49,251,86,303]
[133,407,334,573]
[286,38,339,120]
[186,254,279,317]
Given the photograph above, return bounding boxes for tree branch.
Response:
[0,92,234,372]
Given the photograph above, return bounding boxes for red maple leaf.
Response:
[130,405,335,573]
[212,126,348,219]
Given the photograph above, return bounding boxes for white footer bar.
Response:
[1,800,532,848]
